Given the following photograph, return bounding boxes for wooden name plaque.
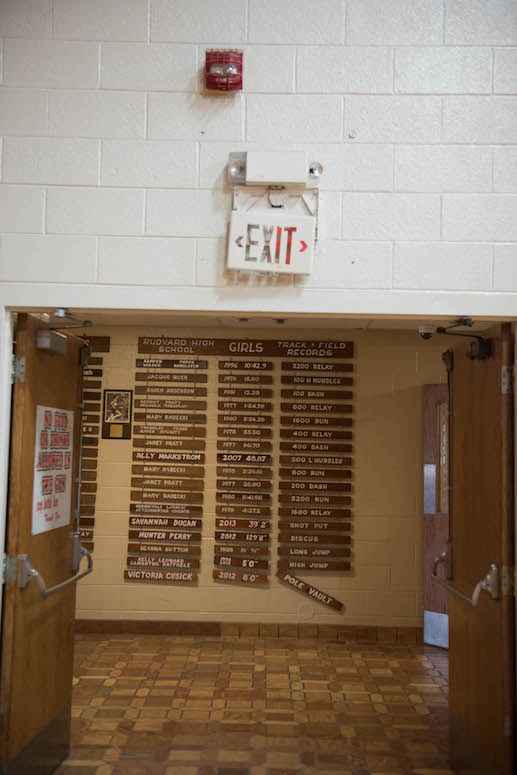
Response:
[131,477,204,492]
[280,428,353,441]
[135,398,207,411]
[278,559,351,572]
[278,532,351,545]
[279,481,352,493]
[215,531,270,544]
[279,455,352,467]
[281,361,353,373]
[218,414,272,427]
[128,529,201,543]
[281,415,353,428]
[216,504,271,518]
[214,555,269,570]
[278,520,352,531]
[134,412,207,425]
[279,468,352,480]
[219,387,273,398]
[217,465,271,479]
[216,491,271,504]
[213,569,268,585]
[133,438,206,451]
[136,358,208,370]
[129,516,202,529]
[219,374,273,385]
[279,493,352,506]
[134,425,207,438]
[135,372,208,384]
[127,555,200,570]
[216,518,271,531]
[278,507,351,519]
[216,544,270,557]
[219,360,273,371]
[130,502,203,516]
[135,385,207,397]
[277,544,351,558]
[281,389,353,400]
[125,569,197,585]
[133,450,205,463]
[128,542,201,557]
[217,440,273,453]
[217,479,272,492]
[280,441,353,454]
[217,452,272,465]
[82,426,99,439]
[131,463,205,477]
[278,572,343,612]
[218,426,272,439]
[281,375,353,387]
[280,402,352,414]
[131,490,203,505]
[218,400,273,412]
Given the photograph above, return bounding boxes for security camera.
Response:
[418,325,436,340]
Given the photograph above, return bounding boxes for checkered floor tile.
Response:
[56,634,453,774]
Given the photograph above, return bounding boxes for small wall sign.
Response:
[227,212,316,275]
[32,405,74,535]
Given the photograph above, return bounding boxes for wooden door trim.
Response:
[0,314,84,770]
[0,309,14,631]
[0,314,32,761]
[448,322,515,774]
[501,323,515,764]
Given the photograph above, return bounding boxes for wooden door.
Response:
[444,323,515,774]
[423,385,449,648]
[0,314,85,774]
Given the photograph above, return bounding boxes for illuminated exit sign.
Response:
[227,212,315,275]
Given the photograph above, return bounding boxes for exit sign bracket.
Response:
[227,185,319,276]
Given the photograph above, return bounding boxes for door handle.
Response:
[432,554,500,606]
[17,545,93,599]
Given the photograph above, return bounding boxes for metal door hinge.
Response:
[501,365,514,395]
[11,355,25,383]
[502,565,516,597]
[2,554,18,586]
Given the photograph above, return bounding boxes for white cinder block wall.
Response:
[0,0,516,308]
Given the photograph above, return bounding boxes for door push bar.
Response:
[432,552,500,606]
[17,535,93,599]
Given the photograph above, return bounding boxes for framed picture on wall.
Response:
[102,389,133,440]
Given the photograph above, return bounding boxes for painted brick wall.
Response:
[0,0,516,312]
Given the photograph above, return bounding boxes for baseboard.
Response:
[74,619,423,644]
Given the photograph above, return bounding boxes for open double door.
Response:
[437,323,515,774]
[0,315,515,773]
[0,315,91,774]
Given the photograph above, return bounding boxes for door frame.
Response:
[0,305,516,649]
[0,308,14,628]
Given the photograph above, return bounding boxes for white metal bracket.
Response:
[11,355,25,384]
[501,365,514,395]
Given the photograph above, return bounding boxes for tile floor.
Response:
[56,634,454,775]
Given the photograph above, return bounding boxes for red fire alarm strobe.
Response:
[205,49,243,92]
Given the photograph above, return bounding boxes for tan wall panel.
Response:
[76,325,444,626]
